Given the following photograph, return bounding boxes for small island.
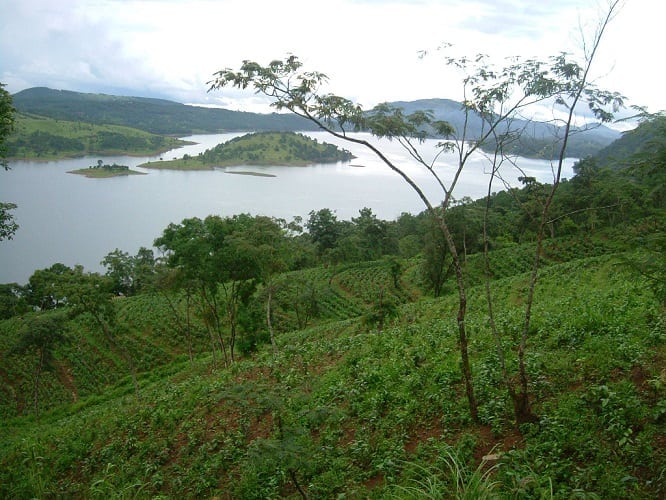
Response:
[138,131,354,171]
[68,160,146,178]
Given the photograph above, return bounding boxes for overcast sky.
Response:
[1,0,664,116]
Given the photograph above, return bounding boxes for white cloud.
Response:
[1,0,664,115]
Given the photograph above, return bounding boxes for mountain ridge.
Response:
[387,97,621,158]
[12,87,318,135]
[13,88,621,158]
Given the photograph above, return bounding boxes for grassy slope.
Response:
[0,236,664,498]
[6,114,189,160]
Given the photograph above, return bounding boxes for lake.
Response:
[0,131,575,284]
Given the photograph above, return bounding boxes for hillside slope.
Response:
[387,98,621,159]
[6,113,189,159]
[595,114,666,167]
[12,88,620,159]
[1,236,663,498]
[12,87,318,135]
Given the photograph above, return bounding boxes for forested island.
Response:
[139,131,354,170]
[68,160,145,178]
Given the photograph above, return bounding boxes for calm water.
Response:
[0,132,574,284]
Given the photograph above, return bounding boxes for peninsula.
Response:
[6,114,191,161]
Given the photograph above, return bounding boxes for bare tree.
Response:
[208,0,625,423]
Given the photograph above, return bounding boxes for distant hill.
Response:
[12,87,318,135]
[386,98,621,159]
[593,115,666,168]
[6,113,188,159]
[12,88,621,159]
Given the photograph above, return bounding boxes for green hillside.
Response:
[0,237,663,498]
[12,87,318,135]
[595,114,666,167]
[5,113,189,160]
[141,131,354,170]
[10,88,620,159]
[387,98,621,159]
[0,111,664,497]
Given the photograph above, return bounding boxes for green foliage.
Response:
[306,207,341,256]
[101,247,156,296]
[201,131,353,166]
[391,448,501,499]
[0,202,18,241]
[0,83,18,240]
[0,282,28,319]
[1,117,663,496]
[9,312,68,413]
[144,131,353,170]
[625,231,666,304]
[155,214,292,363]
[0,82,15,169]
[625,114,666,209]
[1,20,665,494]
[10,312,68,362]
[5,113,188,159]
[0,247,664,497]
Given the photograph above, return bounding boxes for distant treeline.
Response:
[89,160,129,171]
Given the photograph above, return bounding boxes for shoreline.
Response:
[67,168,147,178]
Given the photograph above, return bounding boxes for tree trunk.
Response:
[185,290,194,364]
[437,214,478,422]
[202,285,228,367]
[162,288,195,365]
[482,174,523,426]
[33,348,44,414]
[289,469,308,500]
[266,284,278,356]
[96,314,140,396]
